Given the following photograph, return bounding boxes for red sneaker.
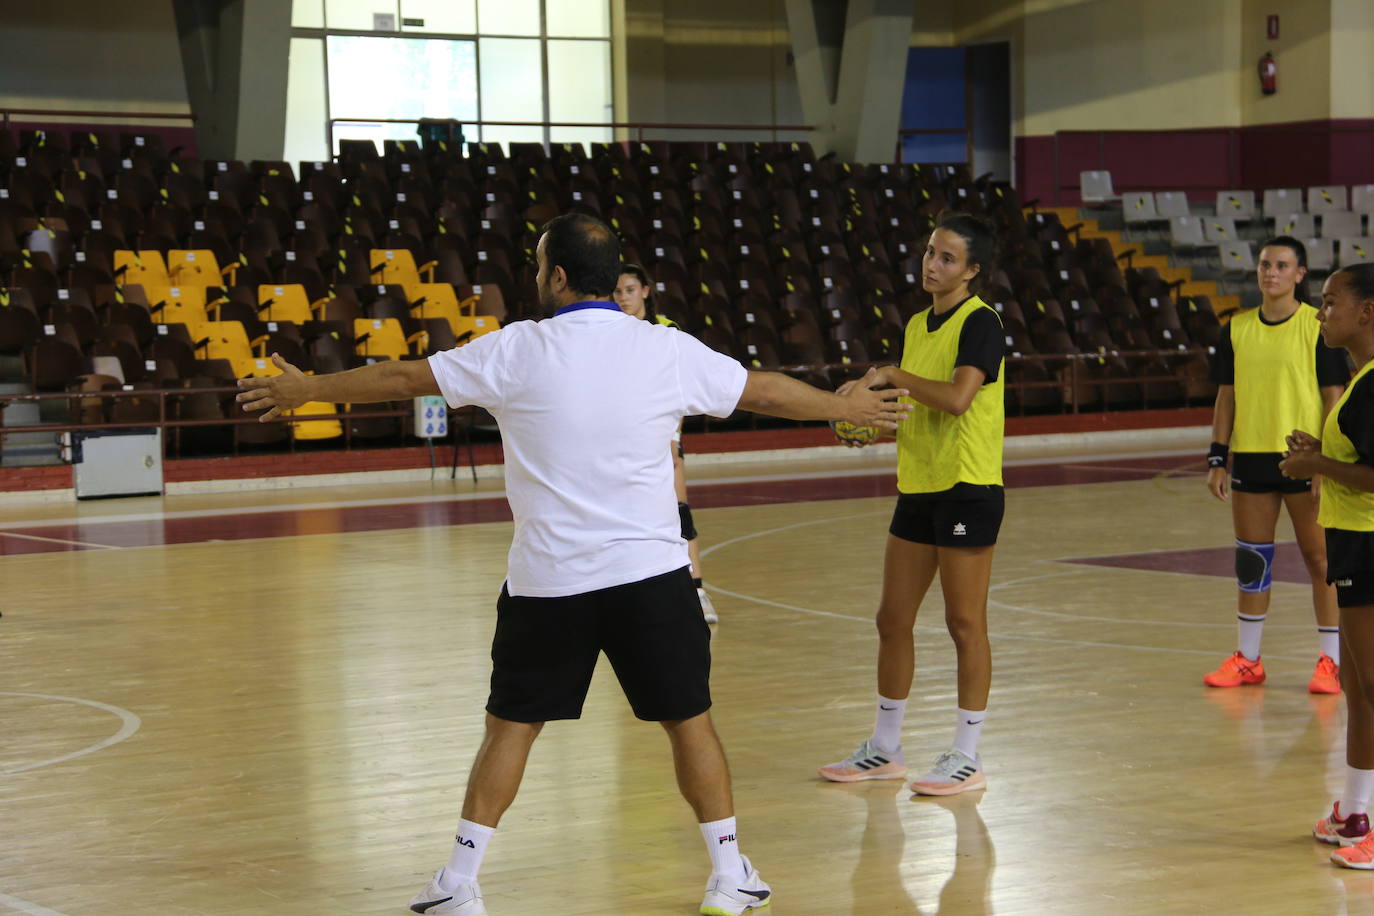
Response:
[1309,654,1341,695]
[1203,651,1266,688]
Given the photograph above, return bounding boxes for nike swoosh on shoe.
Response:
[740,888,771,900]
[411,898,453,913]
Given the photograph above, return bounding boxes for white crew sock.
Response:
[439,819,496,890]
[700,816,746,879]
[1344,767,1374,816]
[953,707,986,759]
[1320,627,1341,664]
[870,695,907,754]
[1237,614,1266,661]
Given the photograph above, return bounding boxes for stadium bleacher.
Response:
[0,131,1236,456]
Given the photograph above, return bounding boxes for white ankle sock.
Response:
[1344,767,1374,816]
[440,819,496,889]
[1237,614,1266,661]
[700,816,745,879]
[953,707,986,759]
[1320,627,1341,664]
[870,695,907,753]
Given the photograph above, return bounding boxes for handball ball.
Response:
[830,419,880,445]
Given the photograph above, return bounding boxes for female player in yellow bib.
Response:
[613,263,718,623]
[1203,237,1350,692]
[1278,263,1374,864]
[819,212,1004,795]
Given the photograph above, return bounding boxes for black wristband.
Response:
[1207,442,1229,468]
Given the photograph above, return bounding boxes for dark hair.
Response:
[1333,262,1374,303]
[1258,235,1309,302]
[933,212,997,292]
[541,213,622,297]
[618,262,658,322]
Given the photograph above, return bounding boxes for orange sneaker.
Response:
[1309,654,1342,695]
[1203,651,1266,688]
[1334,833,1374,869]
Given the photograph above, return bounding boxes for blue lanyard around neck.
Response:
[554,300,621,316]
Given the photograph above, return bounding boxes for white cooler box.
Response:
[72,429,164,499]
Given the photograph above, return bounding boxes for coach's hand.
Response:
[236,354,313,422]
[840,367,910,431]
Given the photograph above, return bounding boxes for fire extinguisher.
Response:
[1259,51,1277,95]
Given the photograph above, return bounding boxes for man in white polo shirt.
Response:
[237,213,910,916]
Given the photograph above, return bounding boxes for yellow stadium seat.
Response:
[354,317,422,361]
[168,249,230,287]
[113,250,170,288]
[452,315,500,344]
[409,282,469,333]
[370,248,436,285]
[147,285,211,339]
[258,284,314,324]
[201,320,260,378]
[244,358,341,440]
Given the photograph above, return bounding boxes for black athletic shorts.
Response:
[889,483,1005,547]
[487,566,711,723]
[1327,528,1374,608]
[1232,452,1311,494]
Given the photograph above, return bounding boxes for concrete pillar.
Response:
[173,0,291,162]
[785,0,912,160]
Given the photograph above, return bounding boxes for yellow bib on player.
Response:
[1230,305,1325,452]
[1319,360,1374,532]
[896,296,1004,494]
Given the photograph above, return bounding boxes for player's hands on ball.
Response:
[236,354,312,421]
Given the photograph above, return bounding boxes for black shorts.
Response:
[889,483,1005,547]
[487,566,711,723]
[1231,452,1310,494]
[1327,528,1374,608]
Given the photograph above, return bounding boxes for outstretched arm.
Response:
[737,366,911,429]
[236,354,441,421]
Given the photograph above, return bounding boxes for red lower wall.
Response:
[0,408,1211,493]
[1017,119,1374,206]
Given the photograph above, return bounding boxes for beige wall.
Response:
[623,0,1374,148]
[0,0,189,115]
[1240,0,1331,125]
[1019,0,1242,134]
[1329,0,1374,120]
[624,0,805,140]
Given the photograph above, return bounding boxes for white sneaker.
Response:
[699,587,719,624]
[910,748,985,796]
[817,738,907,782]
[700,854,771,915]
[408,871,487,914]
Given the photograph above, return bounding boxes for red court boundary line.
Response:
[0,453,1195,556]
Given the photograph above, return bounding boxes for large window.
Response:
[284,0,612,166]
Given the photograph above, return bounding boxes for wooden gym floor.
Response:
[0,448,1368,915]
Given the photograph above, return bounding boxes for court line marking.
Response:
[0,692,142,776]
[0,891,68,916]
[700,513,1313,660]
[0,532,121,550]
[987,568,1312,630]
[0,446,1201,533]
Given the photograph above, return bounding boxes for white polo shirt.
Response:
[428,302,748,598]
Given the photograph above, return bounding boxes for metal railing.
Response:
[2,108,196,129]
[0,386,417,456]
[0,347,1214,462]
[326,117,814,154]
